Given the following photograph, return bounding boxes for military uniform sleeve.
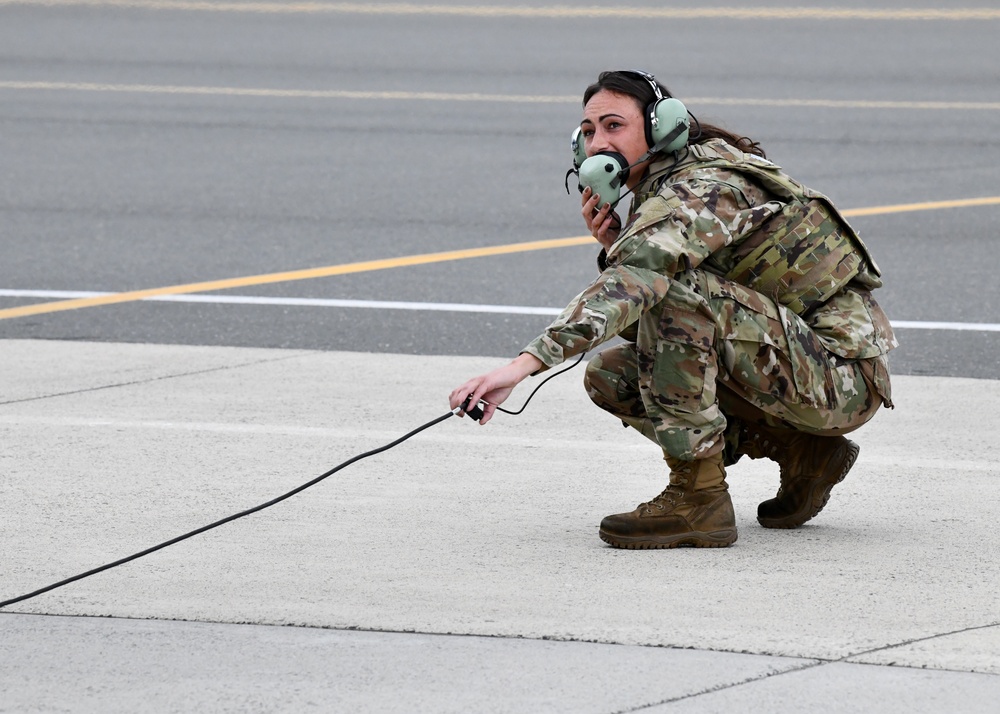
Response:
[610,177,746,275]
[521,263,671,368]
[522,177,748,369]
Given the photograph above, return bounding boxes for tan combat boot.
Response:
[599,453,738,549]
[740,425,860,529]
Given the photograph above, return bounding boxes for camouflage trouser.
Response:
[583,269,885,463]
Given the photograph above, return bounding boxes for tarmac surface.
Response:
[2,1,999,711]
[2,339,999,712]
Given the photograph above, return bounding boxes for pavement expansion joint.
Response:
[0,348,317,406]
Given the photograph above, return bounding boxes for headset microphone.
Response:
[577,151,629,209]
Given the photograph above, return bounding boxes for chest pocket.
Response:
[724,199,864,315]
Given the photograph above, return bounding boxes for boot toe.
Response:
[600,511,684,539]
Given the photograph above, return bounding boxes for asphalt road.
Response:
[2,0,999,379]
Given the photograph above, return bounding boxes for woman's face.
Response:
[579,89,650,190]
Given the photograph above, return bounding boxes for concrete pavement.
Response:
[1,338,998,712]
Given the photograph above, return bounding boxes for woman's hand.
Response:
[581,186,621,250]
[449,353,543,425]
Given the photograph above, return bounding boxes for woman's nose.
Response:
[588,131,610,156]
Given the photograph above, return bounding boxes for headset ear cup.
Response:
[647,97,690,153]
[644,101,657,147]
[571,127,588,169]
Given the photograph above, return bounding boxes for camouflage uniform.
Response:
[522,139,896,463]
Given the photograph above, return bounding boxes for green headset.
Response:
[572,70,690,169]
[571,70,691,208]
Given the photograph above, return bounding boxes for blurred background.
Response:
[1,0,998,377]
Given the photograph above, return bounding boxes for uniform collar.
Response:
[628,150,695,209]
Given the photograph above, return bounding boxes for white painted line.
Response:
[0,81,578,105]
[0,289,996,330]
[3,1,1000,22]
[152,293,563,315]
[889,320,1000,332]
[0,289,561,316]
[0,415,644,451]
[2,81,999,111]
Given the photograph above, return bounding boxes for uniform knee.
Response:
[584,347,640,409]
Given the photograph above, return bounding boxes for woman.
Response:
[449,70,896,550]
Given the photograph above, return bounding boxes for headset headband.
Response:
[621,69,664,101]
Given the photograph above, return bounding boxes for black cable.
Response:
[497,352,586,415]
[0,409,456,609]
[1,354,590,609]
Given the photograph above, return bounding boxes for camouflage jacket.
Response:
[523,139,897,368]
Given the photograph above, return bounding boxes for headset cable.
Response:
[0,352,585,609]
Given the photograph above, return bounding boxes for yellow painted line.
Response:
[2,1,998,20]
[0,236,592,320]
[1,196,998,322]
[3,81,999,112]
[842,196,1000,217]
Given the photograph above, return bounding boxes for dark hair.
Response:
[583,70,766,158]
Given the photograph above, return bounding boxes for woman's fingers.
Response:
[583,196,611,238]
[449,379,481,411]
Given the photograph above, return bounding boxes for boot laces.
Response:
[641,485,684,513]
[669,461,693,487]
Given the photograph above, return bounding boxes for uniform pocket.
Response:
[778,303,838,410]
[859,353,894,409]
[705,273,836,410]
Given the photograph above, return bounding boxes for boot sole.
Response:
[757,439,860,529]
[598,528,738,549]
